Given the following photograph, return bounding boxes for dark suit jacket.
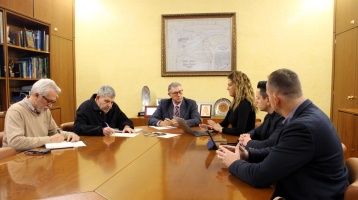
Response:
[229,99,348,199]
[148,97,201,127]
[245,112,285,150]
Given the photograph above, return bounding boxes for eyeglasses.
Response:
[42,95,57,105]
[170,90,183,96]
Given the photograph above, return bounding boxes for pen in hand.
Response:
[104,122,114,135]
[54,128,65,142]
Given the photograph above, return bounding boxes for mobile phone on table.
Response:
[25,149,51,155]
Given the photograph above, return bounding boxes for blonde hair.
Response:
[228,71,258,112]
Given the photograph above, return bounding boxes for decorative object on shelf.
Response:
[138,86,150,116]
[161,12,236,77]
[24,28,35,48]
[8,60,14,77]
[200,104,212,117]
[214,98,231,116]
[6,25,10,43]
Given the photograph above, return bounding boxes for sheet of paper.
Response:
[157,133,180,138]
[114,128,142,133]
[150,126,176,130]
[45,141,86,149]
[112,133,139,138]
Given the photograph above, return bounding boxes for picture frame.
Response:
[161,12,236,77]
[197,102,214,116]
[145,106,158,118]
[200,104,212,118]
[24,28,35,48]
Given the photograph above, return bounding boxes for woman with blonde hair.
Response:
[206,71,257,136]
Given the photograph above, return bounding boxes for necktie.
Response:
[174,106,179,117]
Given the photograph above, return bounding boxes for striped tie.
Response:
[174,106,179,117]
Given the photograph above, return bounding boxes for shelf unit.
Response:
[0,8,50,112]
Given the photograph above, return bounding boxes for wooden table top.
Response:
[0,126,274,200]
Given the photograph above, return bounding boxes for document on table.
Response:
[150,126,176,130]
[113,133,139,137]
[113,128,142,133]
[157,133,180,138]
[45,141,86,150]
[112,128,142,137]
[144,132,180,138]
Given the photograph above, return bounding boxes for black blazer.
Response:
[245,112,285,149]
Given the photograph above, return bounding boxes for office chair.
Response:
[345,157,358,200]
[60,122,74,132]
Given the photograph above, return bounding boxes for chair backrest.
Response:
[60,122,74,132]
[0,147,16,160]
[345,157,358,200]
[0,131,4,148]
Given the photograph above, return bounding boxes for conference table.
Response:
[0,126,274,199]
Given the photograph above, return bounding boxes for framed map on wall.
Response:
[161,13,237,77]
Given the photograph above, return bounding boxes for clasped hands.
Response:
[216,144,249,167]
[159,118,179,127]
[238,133,251,147]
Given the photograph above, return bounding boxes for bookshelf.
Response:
[0,7,50,113]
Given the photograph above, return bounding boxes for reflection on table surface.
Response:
[0,126,273,200]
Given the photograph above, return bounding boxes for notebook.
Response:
[174,117,209,137]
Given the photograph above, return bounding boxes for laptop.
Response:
[174,117,209,137]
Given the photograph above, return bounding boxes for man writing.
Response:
[3,79,80,152]
[74,85,135,136]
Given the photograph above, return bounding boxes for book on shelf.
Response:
[24,28,35,49]
[33,30,41,50]
[9,30,24,47]
[17,56,49,79]
[0,11,3,43]
[33,30,47,51]
[44,34,49,52]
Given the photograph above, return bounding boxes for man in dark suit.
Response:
[216,69,348,199]
[148,82,201,127]
[238,81,285,150]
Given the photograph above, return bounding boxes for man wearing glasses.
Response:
[148,82,201,127]
[3,78,80,152]
[74,85,135,136]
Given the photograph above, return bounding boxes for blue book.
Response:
[33,30,43,50]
